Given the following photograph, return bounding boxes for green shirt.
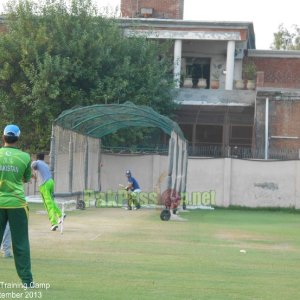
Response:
[0,146,31,208]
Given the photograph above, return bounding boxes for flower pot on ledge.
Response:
[198,78,207,89]
[211,80,219,89]
[183,78,193,88]
[235,80,244,90]
[246,79,256,90]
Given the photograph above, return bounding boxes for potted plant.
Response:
[243,61,256,90]
[211,63,222,89]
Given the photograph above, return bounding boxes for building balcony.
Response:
[175,87,256,107]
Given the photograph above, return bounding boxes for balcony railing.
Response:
[188,145,300,160]
[102,144,300,160]
[181,78,254,91]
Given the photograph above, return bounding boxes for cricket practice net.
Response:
[50,102,188,207]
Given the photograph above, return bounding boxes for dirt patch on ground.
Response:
[215,230,265,241]
[29,207,158,244]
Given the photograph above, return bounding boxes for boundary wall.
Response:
[25,154,300,209]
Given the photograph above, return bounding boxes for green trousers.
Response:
[39,179,62,226]
[0,207,33,286]
[127,191,138,208]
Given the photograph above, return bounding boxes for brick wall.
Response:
[269,101,300,149]
[246,57,300,89]
[255,98,300,152]
[121,0,184,19]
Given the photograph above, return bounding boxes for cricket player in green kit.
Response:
[31,153,65,231]
[0,124,34,287]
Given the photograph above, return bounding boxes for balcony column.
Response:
[173,39,182,88]
[225,40,235,90]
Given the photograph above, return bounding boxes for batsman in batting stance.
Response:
[125,170,141,210]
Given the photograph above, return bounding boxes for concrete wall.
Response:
[100,153,169,193]
[188,157,300,208]
[25,154,300,209]
[100,155,300,209]
[229,159,299,208]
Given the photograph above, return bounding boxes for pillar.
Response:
[225,41,235,90]
[174,39,182,88]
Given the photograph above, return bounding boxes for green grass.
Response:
[2,205,300,300]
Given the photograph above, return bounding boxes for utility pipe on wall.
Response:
[265,97,269,160]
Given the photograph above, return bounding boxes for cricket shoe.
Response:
[58,214,67,224]
[51,224,58,231]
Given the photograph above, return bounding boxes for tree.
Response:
[271,23,300,50]
[0,0,177,152]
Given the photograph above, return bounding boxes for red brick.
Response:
[245,57,300,89]
[121,0,184,19]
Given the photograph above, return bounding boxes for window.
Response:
[196,125,223,145]
[230,125,252,146]
[179,124,193,141]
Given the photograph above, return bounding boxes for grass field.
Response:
[2,204,300,300]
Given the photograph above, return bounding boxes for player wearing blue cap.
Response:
[0,124,34,287]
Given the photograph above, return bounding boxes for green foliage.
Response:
[0,0,176,152]
[243,60,256,80]
[212,63,222,80]
[101,127,167,150]
[271,23,300,50]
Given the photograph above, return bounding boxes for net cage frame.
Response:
[50,101,188,209]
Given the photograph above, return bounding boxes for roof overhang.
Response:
[118,18,256,48]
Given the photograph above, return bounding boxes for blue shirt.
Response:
[128,176,140,191]
[31,160,52,186]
